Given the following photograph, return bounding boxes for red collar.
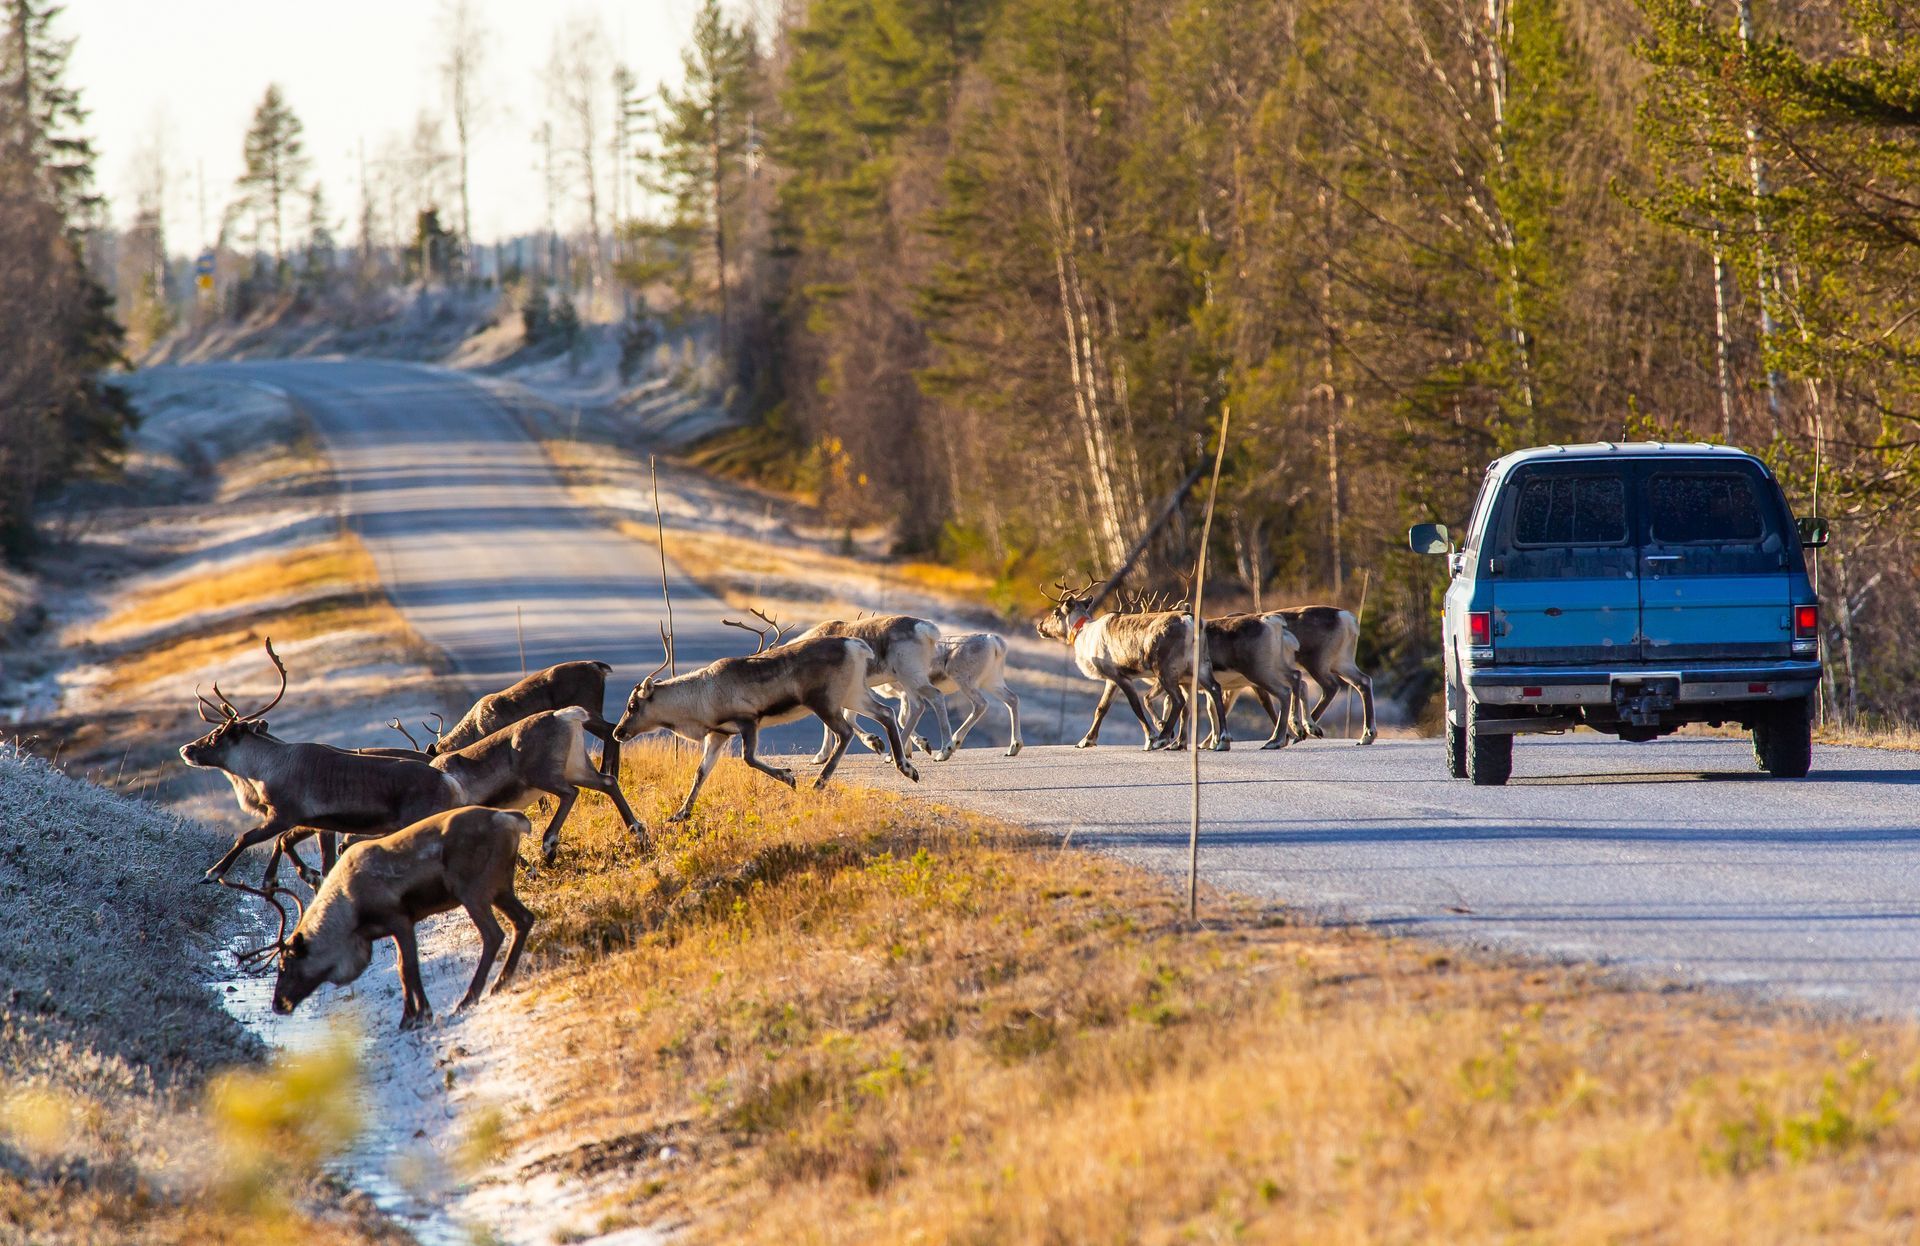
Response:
[1070,615,1089,639]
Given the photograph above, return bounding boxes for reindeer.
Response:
[793,615,956,762]
[247,806,537,1030]
[432,661,623,779]
[1267,606,1376,745]
[180,641,461,887]
[611,625,919,822]
[1035,581,1227,751]
[428,707,646,864]
[880,632,1023,758]
[1153,613,1301,750]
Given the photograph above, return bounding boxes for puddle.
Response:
[213,915,484,1246]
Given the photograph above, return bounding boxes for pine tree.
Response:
[648,0,760,357]
[231,84,311,277]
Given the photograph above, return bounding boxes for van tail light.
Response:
[1468,611,1492,645]
[1793,603,1819,639]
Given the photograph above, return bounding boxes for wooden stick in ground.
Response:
[1187,406,1233,921]
[1346,567,1370,739]
[651,455,675,677]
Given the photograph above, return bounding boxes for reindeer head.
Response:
[1035,578,1097,643]
[613,623,675,742]
[179,639,288,769]
[271,918,374,1016]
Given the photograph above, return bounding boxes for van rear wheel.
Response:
[1466,702,1512,786]
[1753,698,1812,778]
[1445,680,1468,779]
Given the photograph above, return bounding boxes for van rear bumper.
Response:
[1467,661,1821,707]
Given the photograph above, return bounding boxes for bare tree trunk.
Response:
[1711,227,1736,440]
[1736,0,1785,433]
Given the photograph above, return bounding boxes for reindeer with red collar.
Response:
[1035,578,1228,751]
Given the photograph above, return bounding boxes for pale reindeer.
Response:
[793,615,956,761]
[881,632,1023,758]
[611,624,920,822]
[1036,580,1227,751]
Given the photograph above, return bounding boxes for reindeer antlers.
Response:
[422,711,446,741]
[227,877,307,973]
[387,718,422,750]
[722,606,789,655]
[197,639,289,724]
[641,622,674,689]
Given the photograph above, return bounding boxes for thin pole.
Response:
[1187,407,1233,920]
[1346,568,1371,739]
[651,455,675,676]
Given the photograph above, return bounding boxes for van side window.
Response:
[1511,475,1627,546]
[1650,474,1765,544]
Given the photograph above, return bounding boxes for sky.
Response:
[63,0,721,248]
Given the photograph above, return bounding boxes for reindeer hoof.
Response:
[541,837,559,866]
[934,747,955,762]
[901,762,921,783]
[1145,739,1171,752]
[1075,737,1097,749]
[1210,738,1231,752]
[1308,725,1327,739]
[1005,742,1023,758]
[911,735,931,754]
[1357,731,1378,746]
[1262,738,1287,750]
[666,810,692,824]
[628,820,650,847]
[859,735,885,754]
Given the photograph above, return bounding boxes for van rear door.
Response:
[1636,460,1795,661]
[1489,462,1641,664]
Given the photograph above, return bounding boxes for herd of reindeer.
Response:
[178,581,1375,1029]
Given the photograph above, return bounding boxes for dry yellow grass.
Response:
[498,742,1920,1243]
[99,602,402,699]
[97,536,379,639]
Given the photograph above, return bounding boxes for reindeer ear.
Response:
[288,931,308,956]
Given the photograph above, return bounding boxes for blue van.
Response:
[1410,443,1827,785]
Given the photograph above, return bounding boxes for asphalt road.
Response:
[870,736,1920,1014]
[175,359,1920,1016]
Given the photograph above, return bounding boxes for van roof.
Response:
[1494,441,1762,471]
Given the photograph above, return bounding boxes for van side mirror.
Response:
[1408,523,1450,555]
[1796,516,1830,548]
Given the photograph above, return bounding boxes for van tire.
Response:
[1445,680,1468,779]
[1466,703,1512,786]
[1753,698,1812,778]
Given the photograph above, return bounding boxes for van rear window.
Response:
[1511,475,1627,545]
[1650,474,1766,544]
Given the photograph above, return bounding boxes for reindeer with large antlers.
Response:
[180,640,463,887]
[1036,579,1227,750]
[612,623,919,822]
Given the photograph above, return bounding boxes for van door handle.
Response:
[1644,555,1680,562]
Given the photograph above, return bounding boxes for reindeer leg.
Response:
[1204,675,1231,752]
[916,682,956,761]
[456,899,505,1012]
[997,683,1023,757]
[809,721,837,766]
[582,771,647,851]
[491,894,536,994]
[1254,685,1291,749]
[318,832,338,876]
[1306,668,1338,734]
[1152,681,1185,751]
[271,830,324,890]
[897,694,931,756]
[737,719,797,790]
[809,707,855,789]
[947,685,989,755]
[1078,682,1119,748]
[205,819,293,884]
[537,788,580,865]
[1347,669,1378,746]
[390,921,432,1030]
[861,689,919,782]
[586,717,622,781]
[669,732,730,822]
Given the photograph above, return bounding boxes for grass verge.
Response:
[96,536,380,640]
[498,741,1920,1242]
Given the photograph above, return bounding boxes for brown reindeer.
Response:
[1180,613,1301,750]
[612,625,919,821]
[257,806,536,1030]
[1036,581,1226,751]
[433,661,623,778]
[429,707,646,864]
[181,641,461,887]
